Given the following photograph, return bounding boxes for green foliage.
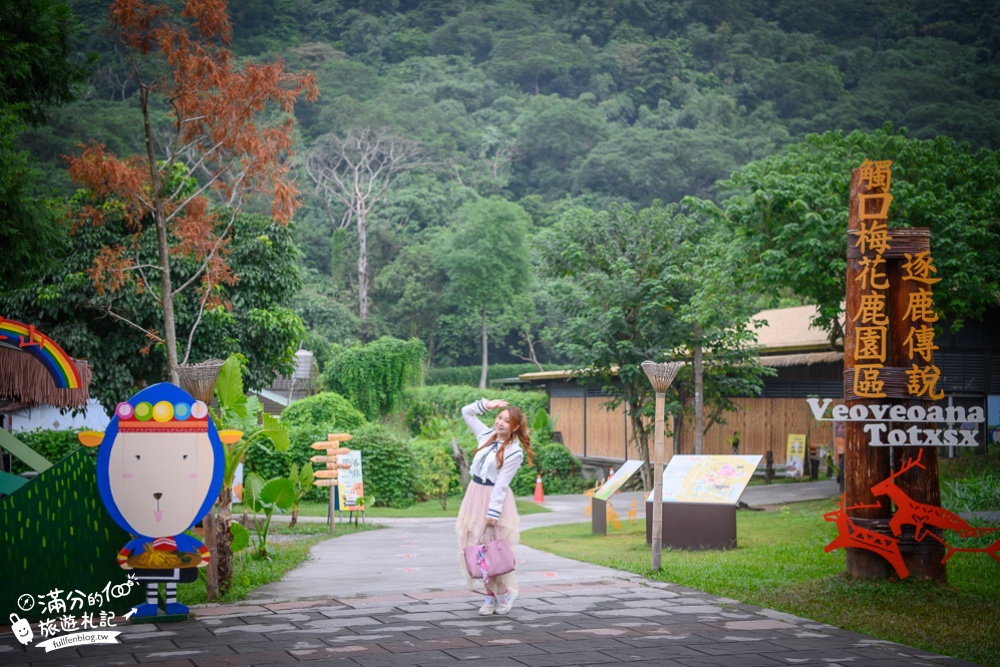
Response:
[245,391,367,504]
[941,463,1000,513]
[531,407,559,445]
[280,391,368,432]
[229,521,250,554]
[0,210,305,408]
[0,0,89,127]
[246,423,329,504]
[242,472,295,559]
[413,441,459,509]
[322,337,425,420]
[287,461,314,522]
[510,441,588,496]
[7,427,86,474]
[211,354,290,491]
[439,197,533,385]
[402,385,548,436]
[346,424,419,509]
[719,126,1000,336]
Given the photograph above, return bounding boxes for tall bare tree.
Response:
[304,127,424,325]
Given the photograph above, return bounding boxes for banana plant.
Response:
[208,354,290,596]
[242,472,295,559]
[287,461,314,528]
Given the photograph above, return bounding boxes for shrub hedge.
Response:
[7,429,89,474]
[280,392,367,432]
[344,424,418,508]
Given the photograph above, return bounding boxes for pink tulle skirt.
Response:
[455,480,520,594]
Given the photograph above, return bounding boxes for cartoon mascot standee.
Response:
[79,382,238,618]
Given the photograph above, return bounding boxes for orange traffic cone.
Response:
[533,475,545,503]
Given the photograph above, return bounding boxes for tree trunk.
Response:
[357,211,368,325]
[203,509,218,602]
[693,343,704,455]
[215,486,234,596]
[844,167,892,579]
[289,506,299,529]
[141,84,178,384]
[451,436,469,487]
[479,305,488,390]
[629,401,651,491]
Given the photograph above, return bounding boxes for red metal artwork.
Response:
[824,496,908,579]
[825,452,1000,578]
[871,450,1000,540]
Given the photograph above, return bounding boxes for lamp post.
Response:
[641,360,682,570]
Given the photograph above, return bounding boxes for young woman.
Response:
[456,398,534,615]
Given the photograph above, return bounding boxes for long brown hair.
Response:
[476,406,534,468]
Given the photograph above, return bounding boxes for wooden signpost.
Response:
[311,433,353,535]
[844,160,945,580]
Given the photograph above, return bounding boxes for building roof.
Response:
[517,305,843,383]
[751,304,840,353]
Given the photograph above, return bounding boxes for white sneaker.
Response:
[495,590,517,615]
[477,596,496,616]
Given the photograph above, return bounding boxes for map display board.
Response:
[593,460,643,501]
[647,455,762,505]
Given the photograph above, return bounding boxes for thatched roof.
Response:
[752,304,841,352]
[0,346,92,410]
[758,351,843,367]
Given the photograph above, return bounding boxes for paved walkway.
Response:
[0,480,986,666]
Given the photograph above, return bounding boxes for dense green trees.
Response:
[718,125,1000,341]
[6,0,1000,387]
[0,0,88,289]
[0,210,305,409]
[440,197,532,388]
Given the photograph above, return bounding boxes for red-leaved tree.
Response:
[66,0,318,383]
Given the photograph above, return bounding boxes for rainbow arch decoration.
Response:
[0,316,82,389]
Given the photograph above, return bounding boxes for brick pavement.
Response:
[0,580,984,667]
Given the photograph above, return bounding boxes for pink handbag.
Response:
[463,528,515,583]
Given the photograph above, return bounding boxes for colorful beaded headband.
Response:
[116,400,210,432]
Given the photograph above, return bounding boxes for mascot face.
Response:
[96,384,223,538]
[108,430,215,537]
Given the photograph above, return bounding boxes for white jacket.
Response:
[462,400,524,520]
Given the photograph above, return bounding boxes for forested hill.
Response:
[12,0,1000,373]
[37,0,1000,210]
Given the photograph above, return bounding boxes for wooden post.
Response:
[889,230,946,581]
[844,167,892,579]
[651,391,665,569]
[311,433,353,536]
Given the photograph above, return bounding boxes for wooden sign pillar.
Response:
[311,433,353,535]
[845,162,945,581]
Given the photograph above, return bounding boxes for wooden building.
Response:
[519,305,1000,470]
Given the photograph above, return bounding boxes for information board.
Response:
[593,460,643,501]
[337,450,365,510]
[785,434,806,478]
[647,455,762,505]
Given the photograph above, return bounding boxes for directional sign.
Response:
[327,433,353,442]
[314,469,340,479]
[311,443,354,453]
[313,479,337,487]
[310,455,352,465]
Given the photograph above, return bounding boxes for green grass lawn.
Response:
[521,499,1000,667]
[245,494,551,519]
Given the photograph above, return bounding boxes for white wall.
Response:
[6,399,110,433]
